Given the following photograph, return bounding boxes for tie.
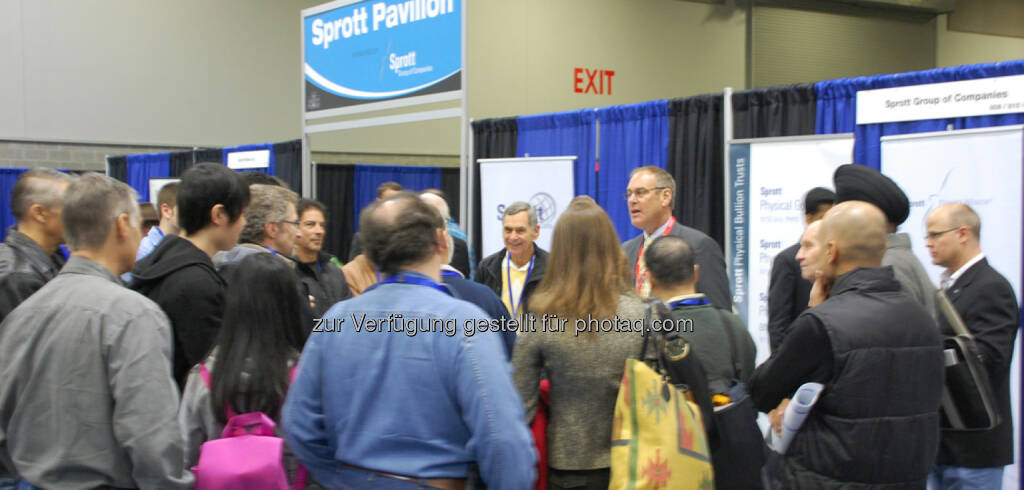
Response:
[637,237,651,297]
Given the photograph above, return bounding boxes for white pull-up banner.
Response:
[882,125,1024,490]
[478,157,575,259]
[728,134,854,365]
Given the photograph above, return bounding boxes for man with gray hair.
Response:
[0,173,192,489]
[475,201,549,317]
[0,168,73,323]
[215,183,301,272]
[623,165,731,309]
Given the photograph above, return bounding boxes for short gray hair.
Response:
[11,168,73,220]
[503,201,537,227]
[240,184,299,244]
[62,173,139,251]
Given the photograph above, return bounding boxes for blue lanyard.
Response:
[372,272,452,296]
[262,246,279,256]
[154,226,165,239]
[441,270,462,278]
[506,254,535,316]
[668,297,709,309]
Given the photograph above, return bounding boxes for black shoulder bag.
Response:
[710,308,766,490]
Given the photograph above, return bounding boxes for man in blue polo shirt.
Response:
[283,192,536,490]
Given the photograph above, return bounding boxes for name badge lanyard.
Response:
[668,297,709,309]
[635,216,676,291]
[441,269,462,279]
[373,272,452,296]
[507,254,535,317]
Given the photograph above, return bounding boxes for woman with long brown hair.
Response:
[512,195,647,490]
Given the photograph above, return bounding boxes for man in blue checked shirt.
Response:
[122,182,179,283]
[283,192,536,490]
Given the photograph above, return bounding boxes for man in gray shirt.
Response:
[833,164,936,314]
[0,173,192,489]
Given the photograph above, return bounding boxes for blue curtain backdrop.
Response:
[596,100,670,241]
[515,109,598,199]
[815,60,1024,169]
[1,168,27,233]
[352,164,441,233]
[125,153,171,202]
[222,143,276,176]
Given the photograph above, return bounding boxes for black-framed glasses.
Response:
[924,227,958,241]
[279,219,300,227]
[623,186,668,200]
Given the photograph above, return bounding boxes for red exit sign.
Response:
[574,68,615,95]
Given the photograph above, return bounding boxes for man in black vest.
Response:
[750,201,944,489]
[926,203,1019,489]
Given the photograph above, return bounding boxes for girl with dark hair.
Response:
[512,196,647,490]
[178,253,312,485]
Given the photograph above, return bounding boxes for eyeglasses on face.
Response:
[623,186,668,200]
[278,219,300,227]
[924,227,958,241]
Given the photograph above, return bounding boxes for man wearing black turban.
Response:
[833,164,936,315]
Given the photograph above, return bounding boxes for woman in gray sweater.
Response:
[512,196,646,490]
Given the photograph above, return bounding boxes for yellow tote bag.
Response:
[610,358,714,490]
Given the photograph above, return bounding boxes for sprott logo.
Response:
[529,192,557,226]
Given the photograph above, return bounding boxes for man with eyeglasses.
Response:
[622,166,731,309]
[294,198,352,317]
[833,164,937,315]
[925,203,1019,490]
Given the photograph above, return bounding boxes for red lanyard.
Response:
[635,216,676,291]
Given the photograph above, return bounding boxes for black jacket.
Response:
[937,258,1020,467]
[474,246,548,315]
[754,267,944,489]
[767,242,811,353]
[0,227,65,323]
[130,234,226,388]
[296,251,353,318]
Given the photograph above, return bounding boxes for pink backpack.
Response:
[192,364,307,490]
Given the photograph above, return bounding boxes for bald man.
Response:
[926,203,1019,489]
[750,201,944,489]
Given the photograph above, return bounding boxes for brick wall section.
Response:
[0,141,462,174]
[0,140,189,172]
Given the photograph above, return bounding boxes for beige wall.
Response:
[1,0,302,148]
[1,1,1021,159]
[936,14,1024,69]
[467,0,746,120]
[752,7,936,87]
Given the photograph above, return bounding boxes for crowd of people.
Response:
[0,162,1018,489]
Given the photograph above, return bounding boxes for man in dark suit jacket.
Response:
[767,187,835,352]
[926,203,1020,489]
[622,166,731,309]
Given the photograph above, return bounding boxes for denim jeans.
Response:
[928,465,1004,490]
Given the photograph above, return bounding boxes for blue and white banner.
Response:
[303,0,462,113]
[882,125,1023,489]
[728,135,853,365]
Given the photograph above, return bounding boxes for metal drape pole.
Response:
[723,86,734,286]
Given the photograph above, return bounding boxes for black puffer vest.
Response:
[772,267,944,489]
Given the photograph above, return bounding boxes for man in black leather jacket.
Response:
[0,168,73,323]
